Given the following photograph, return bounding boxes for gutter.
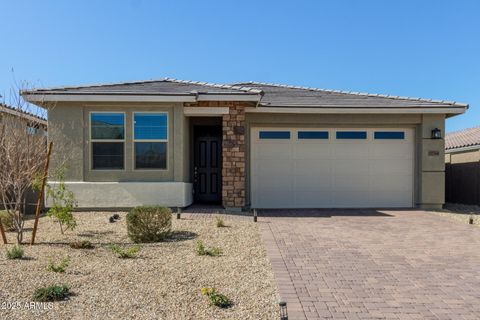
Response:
[445,144,480,154]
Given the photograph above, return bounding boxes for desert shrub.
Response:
[6,245,24,259]
[33,285,70,302]
[126,206,172,243]
[0,210,14,231]
[201,287,231,308]
[47,256,70,273]
[69,240,94,249]
[216,217,226,228]
[195,241,222,257]
[46,168,77,234]
[109,244,141,259]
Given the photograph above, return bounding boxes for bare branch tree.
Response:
[0,82,48,244]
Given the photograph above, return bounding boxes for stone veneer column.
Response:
[222,102,246,209]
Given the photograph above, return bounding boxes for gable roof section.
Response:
[22,78,468,114]
[446,126,480,151]
[232,81,468,108]
[22,78,261,95]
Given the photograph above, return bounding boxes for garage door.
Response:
[251,128,415,208]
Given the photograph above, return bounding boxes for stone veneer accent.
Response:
[185,101,249,209]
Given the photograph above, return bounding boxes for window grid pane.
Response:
[92,142,124,170]
[135,142,167,169]
[336,131,367,139]
[91,113,124,140]
[134,113,168,140]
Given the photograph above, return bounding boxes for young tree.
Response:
[0,84,48,244]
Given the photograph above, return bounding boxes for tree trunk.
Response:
[0,221,7,244]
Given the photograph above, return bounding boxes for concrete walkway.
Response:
[260,210,480,320]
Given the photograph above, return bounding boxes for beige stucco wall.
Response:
[417,114,446,209]
[446,149,480,164]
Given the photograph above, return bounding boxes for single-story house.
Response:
[21,79,468,210]
[445,127,480,205]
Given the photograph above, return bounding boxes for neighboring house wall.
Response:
[445,149,480,205]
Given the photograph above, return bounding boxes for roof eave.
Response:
[21,92,262,103]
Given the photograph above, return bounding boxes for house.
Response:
[445,127,480,205]
[0,103,47,214]
[0,103,47,135]
[21,79,468,210]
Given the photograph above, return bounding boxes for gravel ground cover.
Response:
[0,212,279,320]
[431,203,480,226]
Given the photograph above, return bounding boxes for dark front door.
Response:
[193,126,222,203]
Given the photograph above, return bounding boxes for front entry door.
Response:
[193,126,222,203]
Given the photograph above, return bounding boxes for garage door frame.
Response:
[250,126,416,209]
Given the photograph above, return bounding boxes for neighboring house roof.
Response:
[22,78,468,111]
[446,126,480,151]
[0,103,47,127]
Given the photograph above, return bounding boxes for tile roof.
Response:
[446,126,480,151]
[232,81,469,108]
[0,103,47,126]
[23,78,468,109]
[23,78,262,95]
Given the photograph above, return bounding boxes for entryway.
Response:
[192,122,222,204]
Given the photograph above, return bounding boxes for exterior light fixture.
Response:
[431,128,442,139]
[279,301,288,320]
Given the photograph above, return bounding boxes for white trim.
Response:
[132,111,169,171]
[23,93,260,103]
[445,145,480,154]
[89,111,126,171]
[183,107,230,116]
[246,107,466,114]
[196,94,261,102]
[24,94,197,103]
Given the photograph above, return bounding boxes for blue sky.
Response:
[1,0,478,132]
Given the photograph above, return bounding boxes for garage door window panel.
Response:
[298,131,329,139]
[259,131,290,139]
[336,131,367,139]
[374,131,405,139]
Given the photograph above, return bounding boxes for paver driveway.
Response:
[260,210,480,320]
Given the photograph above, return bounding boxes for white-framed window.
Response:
[133,112,168,170]
[90,112,125,170]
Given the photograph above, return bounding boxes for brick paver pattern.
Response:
[260,210,480,320]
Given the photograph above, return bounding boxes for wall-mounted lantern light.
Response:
[431,128,442,139]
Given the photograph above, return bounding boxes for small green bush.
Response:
[195,241,222,257]
[33,285,70,302]
[109,244,141,259]
[126,206,172,243]
[216,217,226,228]
[47,256,70,273]
[0,210,14,231]
[6,246,24,259]
[69,240,94,249]
[201,287,231,308]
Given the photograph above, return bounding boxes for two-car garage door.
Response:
[251,128,415,208]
